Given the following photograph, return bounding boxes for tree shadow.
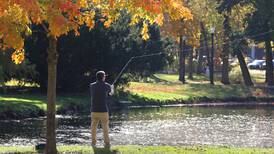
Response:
[185,83,253,98]
[0,100,45,119]
[92,147,118,154]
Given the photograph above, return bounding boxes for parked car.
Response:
[245,57,253,64]
[261,60,274,69]
[247,60,265,69]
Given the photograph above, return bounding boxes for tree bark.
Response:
[221,15,230,85]
[0,66,6,93]
[197,36,204,74]
[200,22,210,69]
[46,36,58,154]
[236,50,253,86]
[178,36,186,83]
[188,47,193,80]
[265,39,274,85]
[209,33,214,85]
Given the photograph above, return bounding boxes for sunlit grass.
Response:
[0,145,273,154]
[156,70,266,84]
[249,70,265,83]
[0,146,34,153]
[0,71,271,118]
[0,94,90,117]
[115,145,274,154]
[154,73,208,83]
[126,73,273,102]
[0,95,45,109]
[155,72,264,88]
[0,97,42,103]
[154,73,181,83]
[132,90,187,101]
[127,81,253,101]
[4,79,39,87]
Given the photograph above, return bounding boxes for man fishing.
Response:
[89,53,161,148]
[90,71,114,148]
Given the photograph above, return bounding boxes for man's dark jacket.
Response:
[90,81,111,112]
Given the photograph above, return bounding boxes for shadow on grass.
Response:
[92,147,118,154]
[185,83,253,98]
[153,73,209,83]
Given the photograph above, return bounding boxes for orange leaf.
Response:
[109,0,115,7]
[11,49,25,64]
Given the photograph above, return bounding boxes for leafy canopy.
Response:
[0,0,193,64]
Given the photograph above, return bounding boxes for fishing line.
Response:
[111,29,274,85]
[112,52,165,85]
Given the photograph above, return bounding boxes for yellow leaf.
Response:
[11,49,25,64]
[104,19,112,28]
[141,22,150,40]
[78,0,89,8]
[93,0,100,4]
[109,0,115,8]
[155,14,164,26]
[86,17,95,29]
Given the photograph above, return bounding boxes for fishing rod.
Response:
[111,29,274,85]
[112,52,165,85]
[107,52,164,118]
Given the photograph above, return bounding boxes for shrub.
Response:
[229,65,243,84]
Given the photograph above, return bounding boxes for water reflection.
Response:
[0,106,273,147]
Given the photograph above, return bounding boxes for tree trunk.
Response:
[221,15,230,85]
[188,47,193,79]
[197,36,204,74]
[0,66,6,93]
[236,50,253,86]
[200,22,210,69]
[209,33,214,85]
[178,36,186,83]
[46,36,58,154]
[265,39,274,85]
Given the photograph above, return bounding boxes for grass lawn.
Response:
[125,70,274,102]
[249,70,266,83]
[0,145,274,154]
[0,93,90,119]
[0,70,272,118]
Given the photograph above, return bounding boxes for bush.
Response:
[229,65,243,84]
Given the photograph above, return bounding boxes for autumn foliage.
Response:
[0,0,192,64]
[0,1,193,153]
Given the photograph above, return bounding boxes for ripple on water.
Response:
[0,106,273,147]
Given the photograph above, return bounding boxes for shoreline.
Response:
[127,101,274,108]
[1,95,274,120]
[119,95,274,108]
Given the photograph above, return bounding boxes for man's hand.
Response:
[109,84,114,96]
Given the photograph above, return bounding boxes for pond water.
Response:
[0,106,273,147]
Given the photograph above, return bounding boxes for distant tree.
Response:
[0,65,4,92]
[218,0,254,86]
[246,0,274,86]
[0,1,193,153]
[160,14,199,83]
[26,13,174,92]
[231,34,253,86]
[187,0,224,76]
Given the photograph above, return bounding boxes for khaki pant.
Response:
[91,112,110,145]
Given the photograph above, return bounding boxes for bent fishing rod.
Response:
[112,52,165,85]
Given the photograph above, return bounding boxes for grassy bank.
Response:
[0,93,90,119]
[0,145,274,154]
[124,72,274,103]
[1,71,274,119]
